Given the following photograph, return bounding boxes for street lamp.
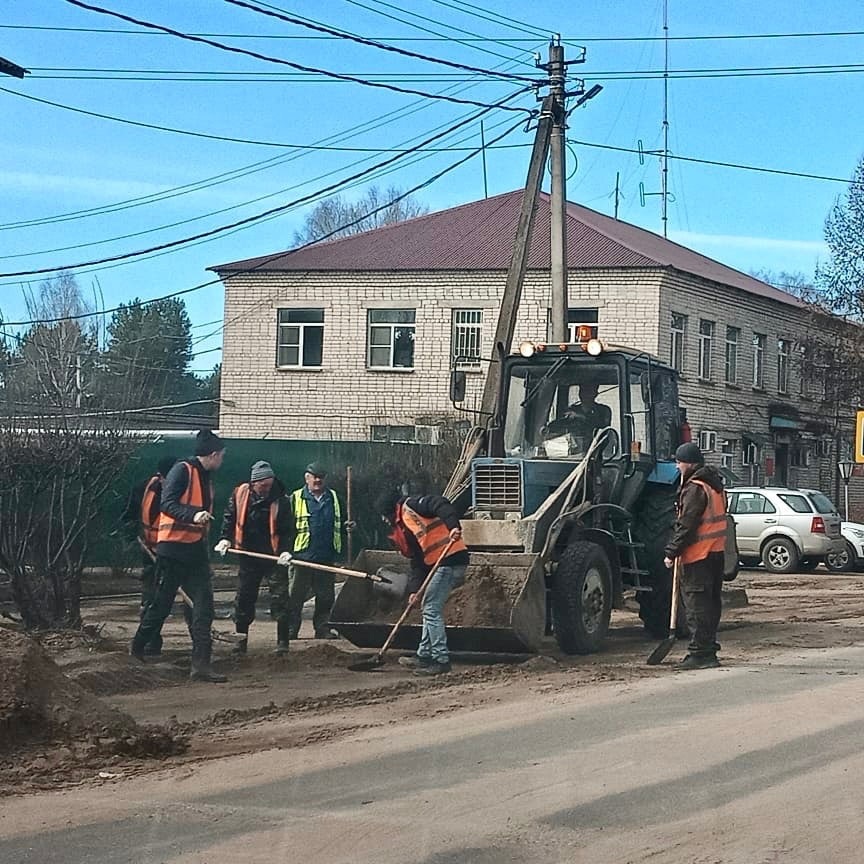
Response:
[838,460,855,521]
[0,56,29,79]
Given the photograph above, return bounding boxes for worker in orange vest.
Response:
[215,461,293,654]
[123,456,178,656]
[663,442,727,670]
[130,430,227,682]
[381,490,470,676]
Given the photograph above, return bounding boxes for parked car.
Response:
[825,522,864,571]
[727,487,844,573]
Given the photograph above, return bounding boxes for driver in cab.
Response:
[543,383,612,440]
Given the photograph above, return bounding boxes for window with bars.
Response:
[276,308,324,368]
[367,309,415,369]
[725,326,739,384]
[452,309,482,368]
[752,332,766,388]
[670,312,686,372]
[698,319,714,380]
[777,338,790,394]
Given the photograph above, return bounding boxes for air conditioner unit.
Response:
[414,424,441,445]
[698,430,717,452]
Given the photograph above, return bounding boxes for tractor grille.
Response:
[472,460,522,510]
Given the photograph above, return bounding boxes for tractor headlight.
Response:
[586,338,603,357]
[518,341,535,358]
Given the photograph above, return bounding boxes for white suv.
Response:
[727,487,844,573]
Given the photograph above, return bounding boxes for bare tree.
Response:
[0,420,140,629]
[292,184,429,246]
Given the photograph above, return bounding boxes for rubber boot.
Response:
[274,621,290,655]
[190,661,228,683]
[232,637,248,656]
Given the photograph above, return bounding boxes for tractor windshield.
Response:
[503,359,621,458]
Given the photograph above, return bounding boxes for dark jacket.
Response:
[220,478,291,556]
[156,458,213,564]
[401,494,470,592]
[664,465,726,560]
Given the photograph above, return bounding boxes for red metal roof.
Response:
[212,190,802,308]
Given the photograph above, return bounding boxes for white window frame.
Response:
[742,440,759,465]
[725,326,739,384]
[698,319,714,380]
[452,309,483,369]
[777,338,790,394]
[698,430,717,452]
[670,312,686,373]
[276,308,324,368]
[567,307,599,341]
[720,439,735,470]
[752,333,766,389]
[367,309,416,370]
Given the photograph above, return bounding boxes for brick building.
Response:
[212,190,856,501]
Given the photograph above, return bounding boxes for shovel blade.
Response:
[348,654,385,672]
[646,635,676,666]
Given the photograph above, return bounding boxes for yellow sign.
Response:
[857,411,864,463]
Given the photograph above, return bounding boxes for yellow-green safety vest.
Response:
[291,488,342,554]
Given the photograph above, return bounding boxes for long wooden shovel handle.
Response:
[375,539,457,661]
[670,558,680,632]
[226,547,388,583]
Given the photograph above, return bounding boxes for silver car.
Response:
[727,486,844,573]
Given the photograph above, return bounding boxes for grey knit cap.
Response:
[250,460,275,482]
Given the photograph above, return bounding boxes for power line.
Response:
[62,0,534,113]
[425,0,550,39]
[0,44,543,232]
[222,0,540,84]
[6,22,864,42]
[0,112,527,320]
[0,88,529,278]
[568,138,864,187]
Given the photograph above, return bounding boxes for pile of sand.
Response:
[0,628,186,758]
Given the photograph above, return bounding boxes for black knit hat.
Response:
[675,442,704,464]
[194,429,225,456]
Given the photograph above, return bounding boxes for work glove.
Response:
[277,551,293,567]
[214,539,230,557]
[193,511,213,525]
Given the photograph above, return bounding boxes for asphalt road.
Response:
[4,643,864,863]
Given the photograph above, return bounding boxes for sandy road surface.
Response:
[3,568,864,861]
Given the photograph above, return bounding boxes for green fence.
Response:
[99,436,459,568]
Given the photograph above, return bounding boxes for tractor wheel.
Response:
[631,485,678,638]
[551,541,613,655]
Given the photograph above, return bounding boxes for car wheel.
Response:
[826,541,856,572]
[762,537,799,573]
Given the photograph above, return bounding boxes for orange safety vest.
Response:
[399,502,467,567]
[679,479,728,564]
[233,483,279,553]
[156,461,212,545]
[140,474,162,551]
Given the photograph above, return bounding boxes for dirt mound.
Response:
[0,629,186,758]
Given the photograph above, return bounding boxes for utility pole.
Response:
[660,0,670,238]
[548,42,568,343]
[480,121,489,199]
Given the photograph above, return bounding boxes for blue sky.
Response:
[2,0,863,369]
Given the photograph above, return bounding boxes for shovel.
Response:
[226,547,405,598]
[137,538,244,644]
[646,557,681,666]
[348,539,456,673]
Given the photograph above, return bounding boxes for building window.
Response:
[370,424,416,443]
[720,439,735,470]
[367,309,415,369]
[670,312,686,372]
[725,326,739,384]
[752,333,766,388]
[698,319,714,380]
[742,438,759,465]
[777,338,790,394]
[567,307,599,341]
[698,430,717,452]
[452,309,483,368]
[276,308,324,368]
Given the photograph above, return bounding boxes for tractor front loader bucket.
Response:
[329,550,546,654]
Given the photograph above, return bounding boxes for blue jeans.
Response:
[417,564,466,664]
